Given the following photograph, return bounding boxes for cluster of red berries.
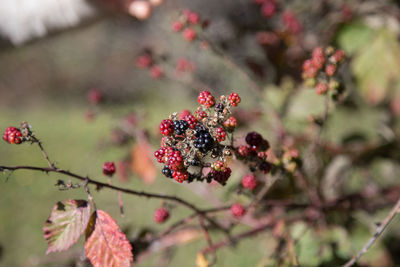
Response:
[172,9,208,42]
[3,122,32,145]
[302,47,346,96]
[236,131,272,174]
[3,127,23,144]
[136,51,164,79]
[102,162,116,177]
[154,91,241,184]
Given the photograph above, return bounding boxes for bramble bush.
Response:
[2,1,400,266]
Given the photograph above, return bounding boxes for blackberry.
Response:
[245,131,263,147]
[194,128,214,153]
[162,166,173,178]
[173,120,189,135]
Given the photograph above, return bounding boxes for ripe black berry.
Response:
[245,132,263,147]
[173,120,189,135]
[259,161,271,173]
[162,165,173,178]
[194,128,215,153]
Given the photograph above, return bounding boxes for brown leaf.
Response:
[85,210,133,267]
[130,140,156,184]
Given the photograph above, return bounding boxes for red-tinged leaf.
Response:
[85,210,133,267]
[43,199,91,254]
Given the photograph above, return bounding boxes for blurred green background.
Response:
[1,0,400,266]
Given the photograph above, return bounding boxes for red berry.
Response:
[261,0,277,18]
[228,93,241,107]
[237,145,249,157]
[172,21,184,32]
[315,82,328,95]
[167,150,183,170]
[103,162,116,177]
[332,50,345,63]
[172,170,189,183]
[184,114,198,129]
[194,110,208,120]
[302,59,312,71]
[185,11,200,24]
[311,54,326,70]
[312,47,324,59]
[150,65,163,79]
[178,110,191,120]
[303,64,318,79]
[154,147,167,163]
[214,127,226,142]
[282,11,302,34]
[223,116,238,132]
[154,207,169,223]
[325,64,337,76]
[197,91,215,108]
[136,54,152,68]
[3,127,23,144]
[242,174,258,190]
[88,89,103,105]
[159,119,174,136]
[212,167,231,185]
[231,203,246,218]
[183,28,197,41]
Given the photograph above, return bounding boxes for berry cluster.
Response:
[236,131,272,173]
[154,207,169,223]
[3,127,23,144]
[302,47,346,97]
[102,162,116,177]
[172,9,208,42]
[136,50,164,79]
[3,122,32,145]
[154,91,241,184]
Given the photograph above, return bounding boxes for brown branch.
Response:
[0,165,229,235]
[342,196,400,267]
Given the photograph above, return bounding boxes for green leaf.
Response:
[336,22,374,55]
[43,199,91,254]
[352,29,400,104]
